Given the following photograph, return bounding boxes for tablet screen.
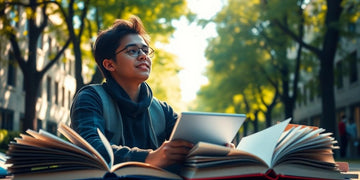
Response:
[169,112,246,145]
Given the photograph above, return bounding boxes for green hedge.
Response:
[0,129,20,153]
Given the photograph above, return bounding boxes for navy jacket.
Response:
[70,78,178,164]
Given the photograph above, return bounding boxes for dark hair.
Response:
[93,15,150,78]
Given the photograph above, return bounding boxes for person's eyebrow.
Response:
[124,43,148,48]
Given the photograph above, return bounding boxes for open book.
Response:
[5,123,182,180]
[181,119,358,180]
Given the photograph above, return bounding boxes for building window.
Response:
[0,108,14,130]
[348,23,356,33]
[68,60,73,76]
[37,33,43,49]
[37,81,42,98]
[348,51,358,84]
[20,113,24,132]
[47,76,52,102]
[336,61,343,89]
[37,119,42,131]
[351,104,360,138]
[62,87,65,107]
[309,80,315,102]
[55,81,59,105]
[48,37,52,56]
[46,121,57,135]
[68,91,72,109]
[303,86,307,105]
[7,52,17,87]
[296,87,302,108]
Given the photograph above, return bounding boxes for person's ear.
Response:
[103,59,115,72]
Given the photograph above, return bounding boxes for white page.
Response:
[26,130,94,159]
[236,118,291,167]
[58,123,110,171]
[277,128,326,156]
[97,128,114,171]
[272,126,309,163]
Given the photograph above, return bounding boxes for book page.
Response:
[58,123,110,171]
[188,142,231,157]
[272,126,310,163]
[24,130,95,160]
[276,126,304,150]
[236,118,291,167]
[274,128,329,159]
[112,162,182,180]
[8,133,106,173]
[97,128,114,171]
[7,145,104,170]
[188,142,267,166]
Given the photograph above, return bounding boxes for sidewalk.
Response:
[350,162,360,171]
[346,161,360,180]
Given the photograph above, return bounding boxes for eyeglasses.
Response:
[115,44,155,58]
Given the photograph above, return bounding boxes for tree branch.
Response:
[38,3,48,33]
[272,19,322,58]
[8,32,27,71]
[40,38,71,76]
[77,0,90,40]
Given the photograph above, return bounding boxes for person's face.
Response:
[103,34,152,85]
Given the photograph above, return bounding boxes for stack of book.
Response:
[4,112,358,180]
[6,123,182,180]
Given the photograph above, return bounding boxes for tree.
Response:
[195,0,286,131]
[272,0,352,134]
[58,0,191,110]
[0,0,192,132]
[196,0,359,136]
[61,0,90,92]
[0,0,70,131]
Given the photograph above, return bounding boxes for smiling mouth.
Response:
[136,63,150,70]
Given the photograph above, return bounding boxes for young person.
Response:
[70,15,193,169]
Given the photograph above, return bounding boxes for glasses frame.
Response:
[115,44,155,58]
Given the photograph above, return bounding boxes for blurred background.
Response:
[0,0,359,159]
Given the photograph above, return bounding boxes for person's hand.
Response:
[145,140,193,168]
[225,142,235,149]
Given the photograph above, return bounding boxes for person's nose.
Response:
[138,49,147,60]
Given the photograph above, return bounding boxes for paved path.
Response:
[350,162,360,171]
[348,162,360,180]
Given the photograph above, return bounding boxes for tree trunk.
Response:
[23,71,41,131]
[66,11,84,92]
[253,110,259,132]
[265,110,272,127]
[319,0,342,135]
[23,0,40,131]
[73,37,84,92]
[319,57,336,133]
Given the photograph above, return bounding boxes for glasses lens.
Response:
[126,46,139,57]
[119,45,154,58]
[147,47,154,58]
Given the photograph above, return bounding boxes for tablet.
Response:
[169,112,246,145]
